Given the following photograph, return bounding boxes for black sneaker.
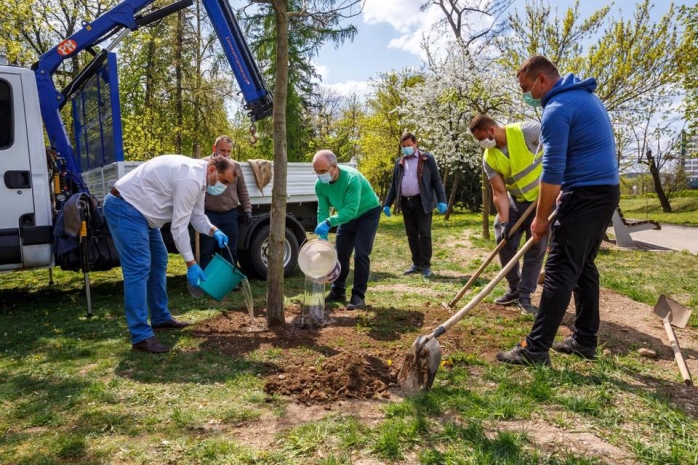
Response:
[346,295,365,310]
[518,299,538,315]
[325,290,346,303]
[495,290,519,306]
[422,266,433,278]
[495,341,551,366]
[404,264,422,275]
[552,336,597,360]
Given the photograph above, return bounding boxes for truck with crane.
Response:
[0,0,319,297]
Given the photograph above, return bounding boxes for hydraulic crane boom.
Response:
[33,0,273,179]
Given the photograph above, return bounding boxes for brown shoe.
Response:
[151,317,191,330]
[132,336,170,353]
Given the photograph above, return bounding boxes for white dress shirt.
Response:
[114,155,214,262]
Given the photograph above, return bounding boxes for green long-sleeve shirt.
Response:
[315,165,380,226]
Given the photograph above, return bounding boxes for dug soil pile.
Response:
[264,351,397,404]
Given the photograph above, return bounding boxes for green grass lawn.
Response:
[619,196,698,225]
[1,212,696,464]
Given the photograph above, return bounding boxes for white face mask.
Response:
[317,172,333,184]
[207,180,227,195]
[479,138,497,149]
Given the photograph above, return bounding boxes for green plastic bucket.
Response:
[199,253,246,301]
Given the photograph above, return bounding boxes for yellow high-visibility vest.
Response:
[484,122,542,202]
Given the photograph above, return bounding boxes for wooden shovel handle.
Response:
[663,316,693,386]
[447,201,537,309]
[432,210,555,338]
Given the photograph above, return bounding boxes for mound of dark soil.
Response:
[264,351,398,404]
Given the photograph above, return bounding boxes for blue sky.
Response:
[315,0,689,96]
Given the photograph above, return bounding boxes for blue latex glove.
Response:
[314,219,331,239]
[437,202,448,215]
[213,229,228,248]
[383,206,391,217]
[187,264,207,288]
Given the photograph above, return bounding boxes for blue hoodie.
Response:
[540,73,619,188]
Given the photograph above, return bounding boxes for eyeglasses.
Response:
[315,164,336,175]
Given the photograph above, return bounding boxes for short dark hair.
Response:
[469,114,498,134]
[211,155,234,174]
[401,132,417,144]
[517,55,560,80]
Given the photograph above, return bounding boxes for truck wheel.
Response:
[246,225,299,279]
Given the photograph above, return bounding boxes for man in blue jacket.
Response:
[496,56,620,366]
[383,132,448,278]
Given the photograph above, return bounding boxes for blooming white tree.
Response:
[396,42,517,214]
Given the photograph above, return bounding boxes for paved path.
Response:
[607,224,698,254]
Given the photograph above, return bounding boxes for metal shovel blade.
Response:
[398,335,442,396]
[653,294,692,328]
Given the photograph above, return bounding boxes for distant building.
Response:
[682,132,698,188]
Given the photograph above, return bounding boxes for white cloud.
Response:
[315,63,329,81]
[362,0,423,30]
[321,80,371,98]
[362,0,458,61]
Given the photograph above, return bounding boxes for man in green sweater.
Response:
[313,150,381,310]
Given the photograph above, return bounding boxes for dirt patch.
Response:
[191,288,698,411]
[264,351,397,404]
[496,419,635,464]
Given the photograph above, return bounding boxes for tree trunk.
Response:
[645,150,672,213]
[267,0,289,326]
[174,10,184,154]
[445,168,460,221]
[481,165,490,239]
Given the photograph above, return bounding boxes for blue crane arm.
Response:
[202,0,273,123]
[34,0,272,181]
[34,0,158,179]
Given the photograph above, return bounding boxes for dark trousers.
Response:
[332,206,381,300]
[400,195,433,268]
[200,209,239,269]
[526,184,620,352]
[493,198,546,299]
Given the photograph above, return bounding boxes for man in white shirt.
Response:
[104,155,234,353]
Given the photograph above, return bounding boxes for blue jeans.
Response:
[103,194,173,344]
[332,206,381,300]
[200,209,239,269]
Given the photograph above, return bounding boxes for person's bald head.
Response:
[313,150,339,182]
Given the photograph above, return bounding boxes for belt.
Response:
[402,194,421,201]
[110,186,123,199]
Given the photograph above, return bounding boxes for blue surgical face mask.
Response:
[523,77,541,108]
[317,172,333,184]
[401,146,415,156]
[207,180,227,195]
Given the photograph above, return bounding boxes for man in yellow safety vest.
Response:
[469,114,546,315]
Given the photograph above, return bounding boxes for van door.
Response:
[0,69,52,270]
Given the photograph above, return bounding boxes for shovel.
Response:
[653,295,693,386]
[442,201,537,312]
[399,222,549,395]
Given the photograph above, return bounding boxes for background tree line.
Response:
[1,0,696,210]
